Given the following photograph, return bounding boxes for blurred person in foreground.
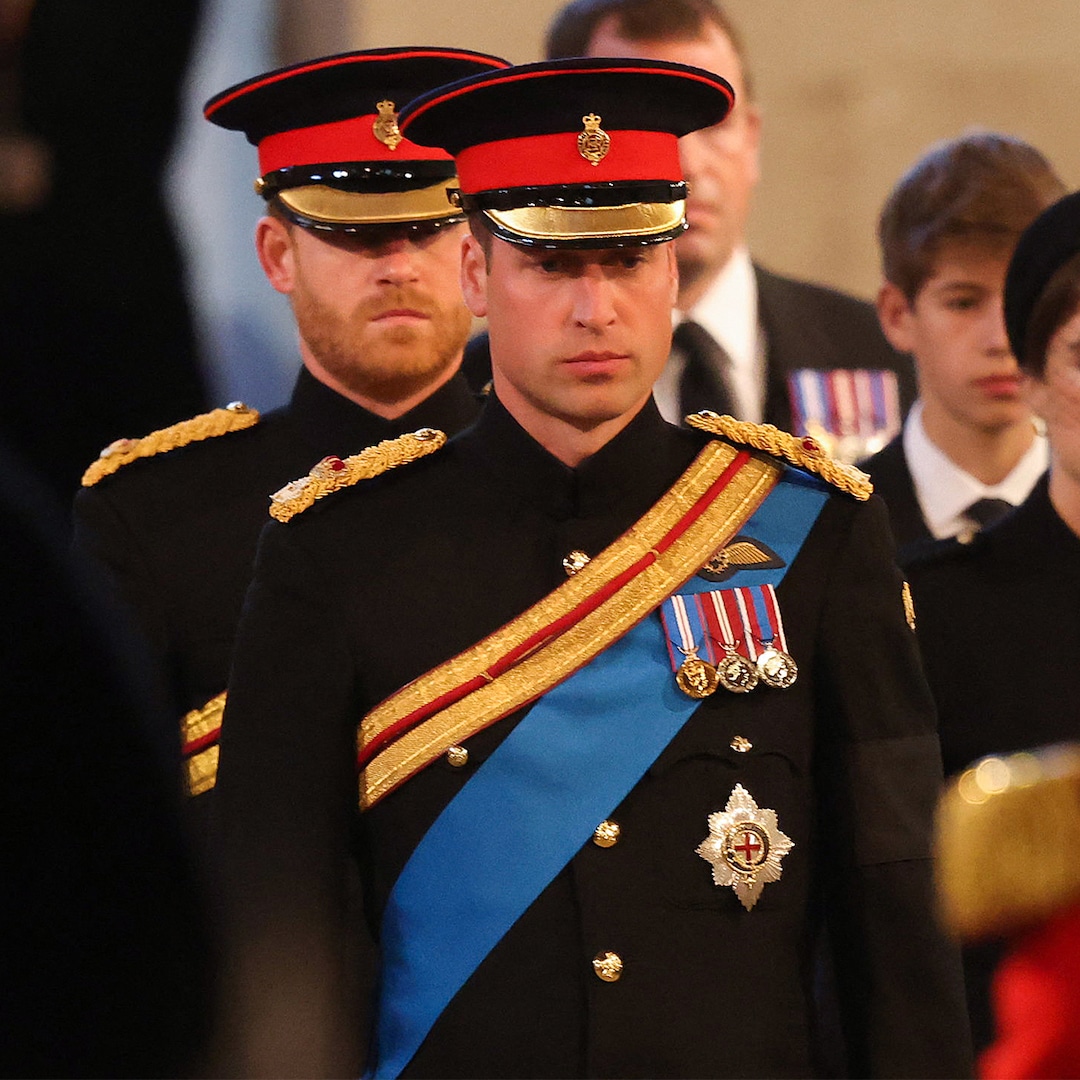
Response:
[862,131,1065,555]
[466,0,915,456]
[937,744,1080,1080]
[212,57,971,1078]
[71,48,507,833]
[910,188,1080,1052]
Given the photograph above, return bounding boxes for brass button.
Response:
[592,951,623,982]
[592,820,621,848]
[731,735,752,753]
[562,550,590,576]
[446,745,469,767]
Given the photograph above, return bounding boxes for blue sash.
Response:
[367,469,828,1079]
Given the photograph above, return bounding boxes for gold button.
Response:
[592,951,623,982]
[592,820,621,848]
[562,550,590,576]
[446,745,469,767]
[731,736,752,753]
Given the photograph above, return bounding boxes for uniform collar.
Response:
[459,394,696,521]
[286,366,481,453]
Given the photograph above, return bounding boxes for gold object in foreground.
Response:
[270,428,446,522]
[685,412,873,501]
[562,550,590,577]
[577,113,610,165]
[593,820,621,848]
[902,580,916,631]
[373,99,403,150]
[716,651,758,694]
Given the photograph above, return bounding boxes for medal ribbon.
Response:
[366,463,832,1080]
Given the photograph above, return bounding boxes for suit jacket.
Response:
[907,476,1080,1055]
[860,434,933,550]
[461,265,916,430]
[214,396,970,1079]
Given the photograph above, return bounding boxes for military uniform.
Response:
[216,395,971,1078]
[71,369,479,759]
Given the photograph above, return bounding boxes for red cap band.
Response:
[258,114,452,175]
[455,129,681,193]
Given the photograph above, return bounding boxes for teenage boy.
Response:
[863,131,1064,553]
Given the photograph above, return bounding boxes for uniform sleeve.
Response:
[71,486,171,688]
[209,517,368,1078]
[813,494,973,1078]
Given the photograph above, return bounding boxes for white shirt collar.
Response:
[653,247,764,423]
[903,399,1049,539]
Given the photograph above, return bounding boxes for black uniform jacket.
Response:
[861,434,933,551]
[462,266,916,430]
[71,367,480,722]
[906,475,1075,1054]
[215,397,971,1079]
[907,474,1078,778]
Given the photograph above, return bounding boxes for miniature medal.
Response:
[715,648,758,693]
[697,784,794,911]
[675,647,720,700]
[755,644,798,689]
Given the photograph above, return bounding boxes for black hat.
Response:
[203,47,509,231]
[1004,189,1080,360]
[397,57,734,248]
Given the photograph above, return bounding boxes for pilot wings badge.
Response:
[696,784,793,911]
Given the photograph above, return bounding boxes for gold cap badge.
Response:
[373,99,403,150]
[697,784,794,911]
[577,113,610,166]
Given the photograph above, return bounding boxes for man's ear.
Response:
[255,215,296,295]
[460,233,489,318]
[876,281,918,354]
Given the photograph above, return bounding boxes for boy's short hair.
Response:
[879,130,1065,301]
[545,0,754,99]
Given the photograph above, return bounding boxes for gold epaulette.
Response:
[936,744,1080,941]
[81,402,260,487]
[269,427,446,523]
[685,411,873,501]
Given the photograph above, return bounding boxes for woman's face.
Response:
[1025,301,1080,487]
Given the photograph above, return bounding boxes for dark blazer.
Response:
[754,265,916,431]
[860,434,933,550]
[907,475,1079,1054]
[462,265,916,430]
[214,397,971,1079]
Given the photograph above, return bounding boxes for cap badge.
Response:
[697,784,794,911]
[373,99,403,151]
[577,113,610,166]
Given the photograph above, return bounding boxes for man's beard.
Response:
[292,284,473,404]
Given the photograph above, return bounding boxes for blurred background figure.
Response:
[463,0,915,452]
[937,745,1080,1080]
[0,441,212,1078]
[0,0,210,511]
[863,130,1065,553]
[910,187,1080,1054]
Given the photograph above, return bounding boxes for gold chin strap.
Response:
[484,199,686,243]
[279,178,462,225]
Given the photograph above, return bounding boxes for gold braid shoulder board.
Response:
[269,428,447,523]
[685,411,873,501]
[81,402,260,486]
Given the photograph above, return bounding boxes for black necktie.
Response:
[964,497,1013,530]
[673,320,736,419]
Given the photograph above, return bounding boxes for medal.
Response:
[715,648,758,693]
[755,646,798,689]
[676,650,720,699]
[697,783,794,911]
